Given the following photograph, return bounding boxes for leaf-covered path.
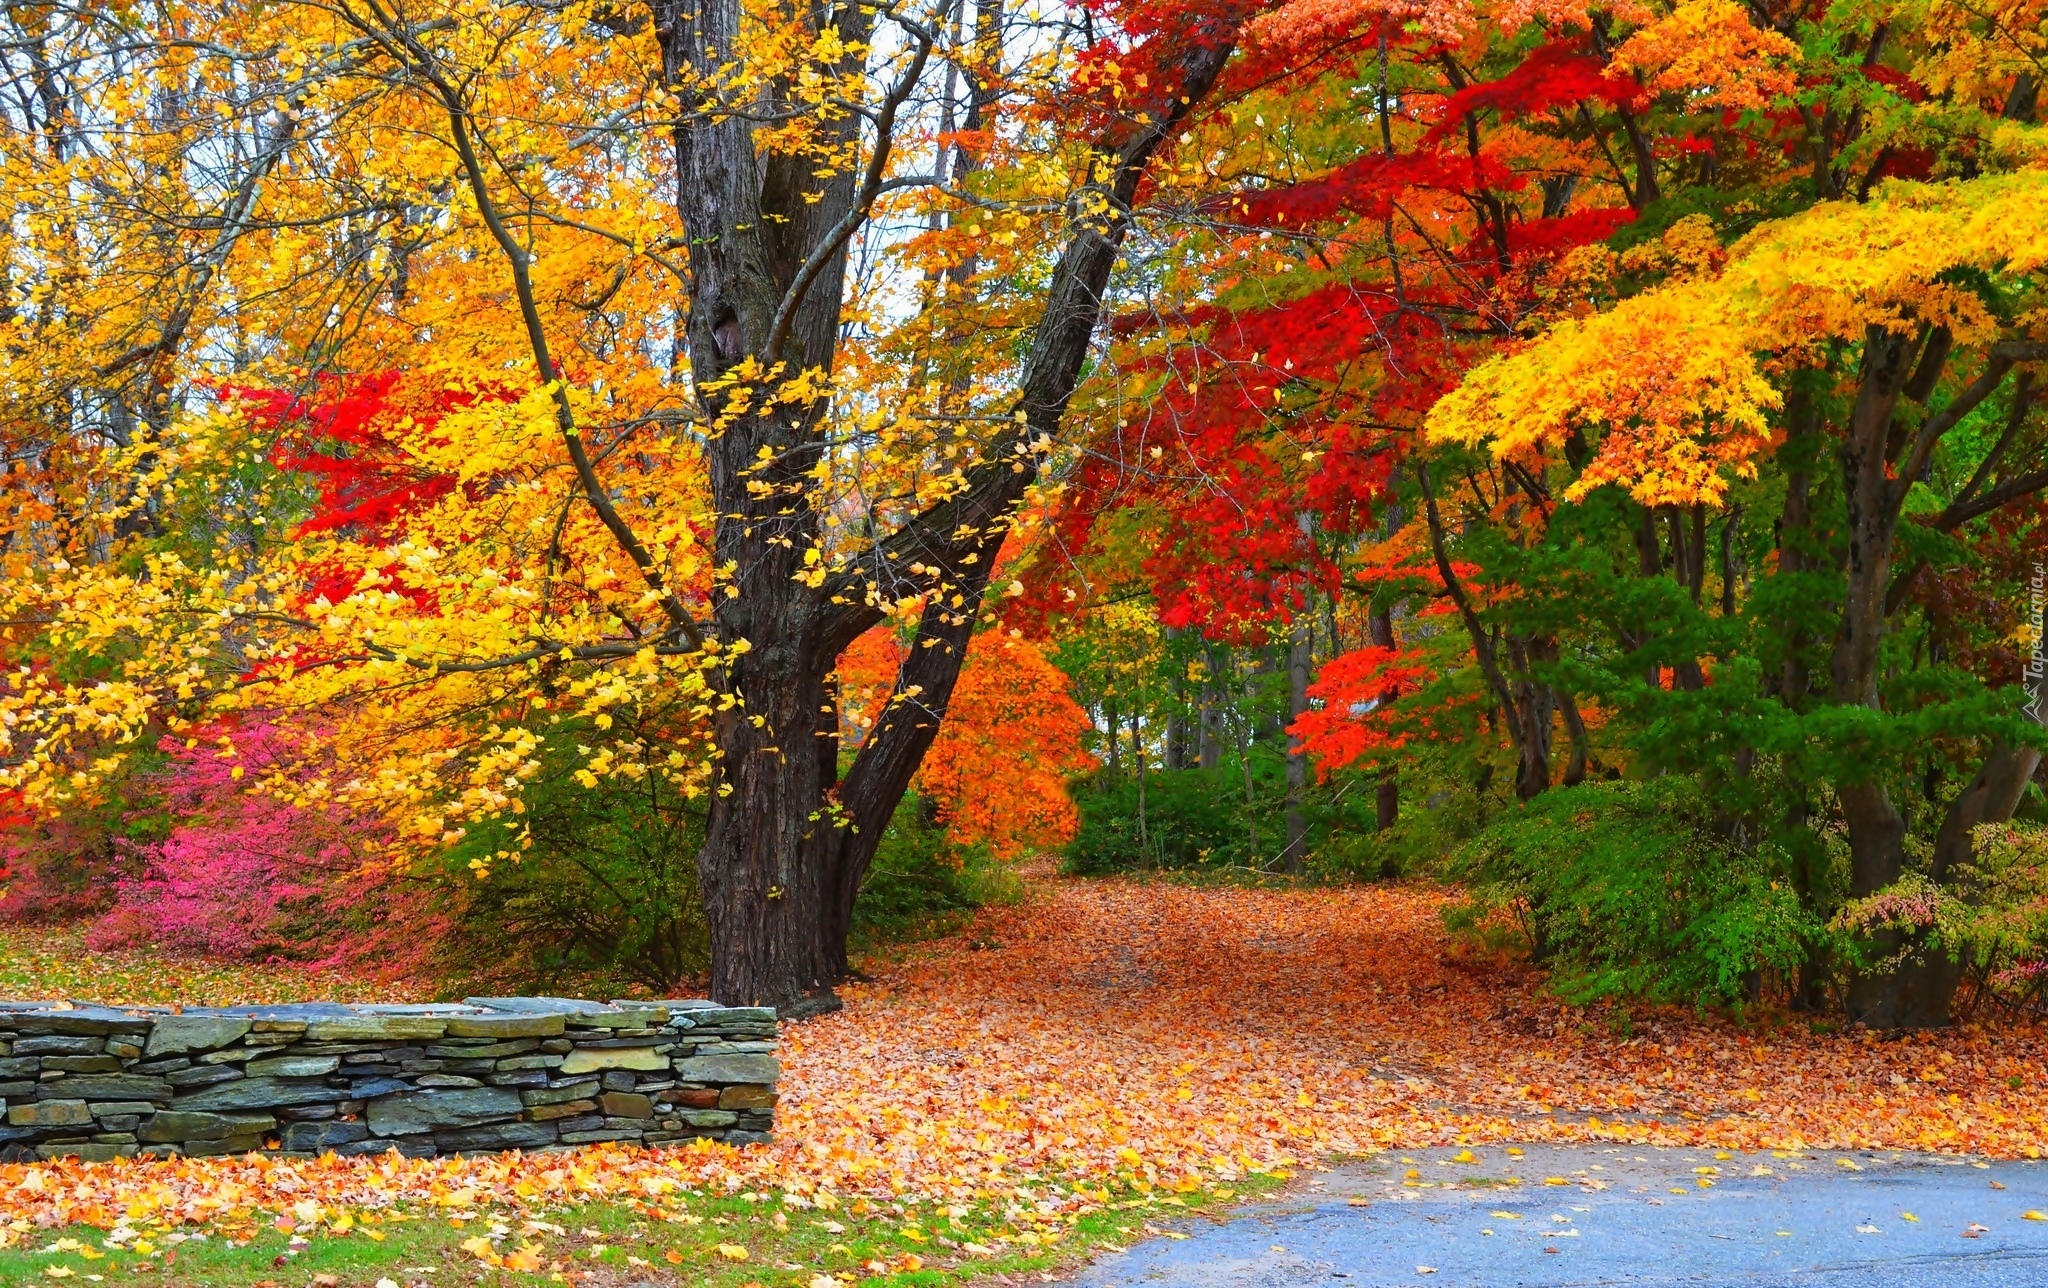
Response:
[783,874,2048,1197]
[1,874,2044,1245]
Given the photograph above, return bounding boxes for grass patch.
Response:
[0,1174,1288,1287]
[0,925,403,1007]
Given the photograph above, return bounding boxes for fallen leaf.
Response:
[716,1243,750,1261]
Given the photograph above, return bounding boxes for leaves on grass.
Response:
[1,875,2045,1243]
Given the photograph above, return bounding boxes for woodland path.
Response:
[783,872,2048,1197]
[1064,1143,2048,1287]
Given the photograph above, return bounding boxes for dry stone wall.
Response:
[0,997,777,1162]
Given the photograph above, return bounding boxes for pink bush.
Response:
[82,724,447,981]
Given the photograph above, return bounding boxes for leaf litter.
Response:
[1,874,2043,1241]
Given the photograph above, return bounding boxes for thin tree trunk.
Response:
[1370,603,1399,829]
[1283,606,1311,872]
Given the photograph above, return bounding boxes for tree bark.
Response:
[1283,606,1311,871]
[655,0,1240,1004]
[1369,603,1399,829]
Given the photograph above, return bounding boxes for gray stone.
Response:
[365,1086,522,1137]
[138,1111,277,1143]
[559,1046,666,1075]
[672,1053,779,1085]
[104,1040,142,1059]
[41,1143,131,1161]
[348,1077,411,1099]
[444,1012,564,1039]
[9,1100,90,1127]
[165,1066,243,1089]
[677,1108,739,1128]
[304,1016,448,1042]
[280,1120,370,1152]
[600,1071,639,1092]
[14,1036,103,1056]
[559,1128,642,1143]
[244,1056,340,1078]
[330,1137,406,1157]
[487,1070,549,1088]
[682,1006,776,1028]
[415,1074,483,1088]
[144,1016,252,1058]
[87,1102,158,1117]
[433,1121,558,1153]
[172,1078,348,1112]
[521,1079,600,1107]
[426,1039,538,1059]
[40,1056,121,1073]
[493,1055,563,1071]
[0,1058,37,1079]
[467,996,615,1016]
[598,1091,654,1119]
[15,1009,149,1036]
[183,1133,265,1158]
[97,1115,142,1132]
[36,1076,170,1102]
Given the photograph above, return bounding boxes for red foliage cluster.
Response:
[231,374,475,541]
[1285,643,1439,777]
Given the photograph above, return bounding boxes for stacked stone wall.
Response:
[0,997,776,1162]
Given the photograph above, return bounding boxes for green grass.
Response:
[0,1177,1286,1286]
[0,925,411,1007]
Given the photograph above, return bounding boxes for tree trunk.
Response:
[1369,603,1398,829]
[1198,644,1226,770]
[656,0,1240,1004]
[1283,607,1311,872]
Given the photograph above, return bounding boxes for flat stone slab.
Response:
[366,1087,523,1137]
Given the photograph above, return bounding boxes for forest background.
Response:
[0,0,2045,1035]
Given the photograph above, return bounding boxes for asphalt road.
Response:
[1067,1144,2048,1286]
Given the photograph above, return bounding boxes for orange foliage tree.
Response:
[840,630,1095,859]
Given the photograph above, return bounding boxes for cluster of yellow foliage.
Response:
[1429,171,2048,504]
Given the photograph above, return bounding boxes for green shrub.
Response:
[1447,779,1823,1007]
[1064,768,1249,874]
[850,793,1024,949]
[440,737,711,997]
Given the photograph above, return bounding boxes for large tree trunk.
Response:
[656,0,1239,1004]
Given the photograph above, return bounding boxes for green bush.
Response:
[1447,779,1824,1006]
[850,793,1024,950]
[1064,768,1249,874]
[440,736,711,998]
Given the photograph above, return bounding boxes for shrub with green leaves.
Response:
[1448,779,1826,1006]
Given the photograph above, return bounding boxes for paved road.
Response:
[1068,1144,2048,1286]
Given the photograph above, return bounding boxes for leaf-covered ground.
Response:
[1,874,2045,1284]
[0,925,407,1007]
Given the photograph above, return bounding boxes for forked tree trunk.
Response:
[1828,325,2037,1027]
[658,0,1239,1004]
